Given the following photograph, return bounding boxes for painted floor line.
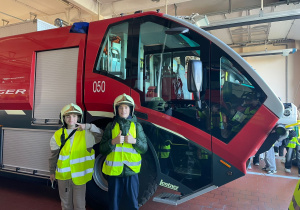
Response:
[247,171,300,180]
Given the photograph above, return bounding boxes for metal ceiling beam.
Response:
[0,11,25,22]
[202,9,300,31]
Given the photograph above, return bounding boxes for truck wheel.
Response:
[86,150,157,209]
[86,154,109,209]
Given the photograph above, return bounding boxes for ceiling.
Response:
[1,0,300,47]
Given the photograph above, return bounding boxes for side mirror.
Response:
[187,60,203,92]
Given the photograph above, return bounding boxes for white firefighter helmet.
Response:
[60,103,83,126]
[113,93,135,116]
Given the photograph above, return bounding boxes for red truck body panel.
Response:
[0,27,86,110]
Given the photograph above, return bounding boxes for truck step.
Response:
[153,192,181,205]
[153,185,217,205]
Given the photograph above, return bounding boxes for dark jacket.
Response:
[99,115,148,177]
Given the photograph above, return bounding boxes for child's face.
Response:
[118,104,130,119]
[64,114,78,128]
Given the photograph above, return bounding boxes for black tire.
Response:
[86,150,157,209]
[86,154,109,209]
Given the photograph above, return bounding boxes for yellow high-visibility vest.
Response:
[244,107,257,120]
[54,128,95,185]
[200,150,209,160]
[289,179,300,210]
[102,122,141,176]
[158,142,171,159]
[211,112,224,129]
[287,137,299,149]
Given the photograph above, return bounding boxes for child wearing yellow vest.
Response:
[49,103,102,210]
[100,94,148,210]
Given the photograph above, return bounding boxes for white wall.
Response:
[236,43,300,108]
[245,54,286,102]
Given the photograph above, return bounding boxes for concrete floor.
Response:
[0,156,298,210]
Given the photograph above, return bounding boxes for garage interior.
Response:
[1,0,300,209]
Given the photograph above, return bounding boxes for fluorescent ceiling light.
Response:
[239,48,297,57]
[203,9,300,30]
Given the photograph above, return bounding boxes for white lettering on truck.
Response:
[93,81,105,93]
[159,179,179,191]
[0,89,26,94]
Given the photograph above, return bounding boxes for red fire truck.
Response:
[0,11,284,207]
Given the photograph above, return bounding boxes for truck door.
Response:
[210,43,268,186]
[128,16,215,196]
[84,21,132,115]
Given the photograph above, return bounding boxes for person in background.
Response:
[229,93,260,141]
[206,103,229,140]
[147,97,172,175]
[259,124,288,174]
[49,103,102,210]
[100,93,148,210]
[285,127,300,176]
[252,152,261,167]
[261,130,278,174]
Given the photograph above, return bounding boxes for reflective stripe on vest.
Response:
[289,179,300,210]
[102,122,141,176]
[54,128,95,185]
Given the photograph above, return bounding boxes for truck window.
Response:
[137,20,211,132]
[210,44,267,143]
[94,22,128,80]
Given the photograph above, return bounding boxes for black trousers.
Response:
[285,146,300,174]
[108,174,139,210]
[253,153,260,165]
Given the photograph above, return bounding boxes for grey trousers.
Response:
[57,179,86,210]
[264,146,276,171]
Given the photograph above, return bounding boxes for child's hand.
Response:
[76,123,85,131]
[112,131,124,145]
[125,133,136,144]
[49,174,55,182]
